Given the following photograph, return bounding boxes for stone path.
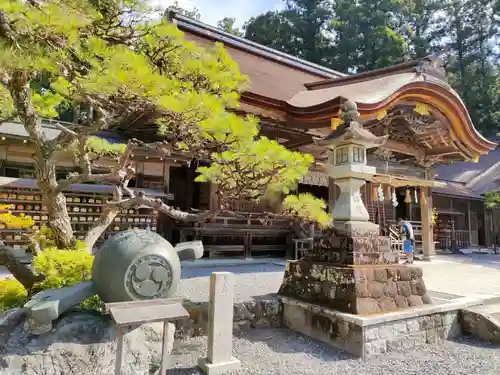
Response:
[418,254,500,298]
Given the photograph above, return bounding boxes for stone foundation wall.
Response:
[363,311,462,357]
[175,299,282,338]
[282,300,365,356]
[281,297,463,358]
[460,308,500,344]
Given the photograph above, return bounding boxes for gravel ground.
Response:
[177,264,284,302]
[165,328,500,375]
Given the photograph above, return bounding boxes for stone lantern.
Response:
[315,100,388,227]
[278,100,432,316]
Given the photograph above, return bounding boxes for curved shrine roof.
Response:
[162,15,497,162]
[283,59,496,159]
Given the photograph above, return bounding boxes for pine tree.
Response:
[217,17,243,36]
[244,0,335,66]
[332,0,408,72]
[0,0,330,288]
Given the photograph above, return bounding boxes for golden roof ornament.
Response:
[330,117,344,130]
[414,103,430,116]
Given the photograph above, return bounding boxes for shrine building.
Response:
[0,12,496,260]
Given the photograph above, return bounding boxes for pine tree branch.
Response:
[108,192,218,223]
[54,137,139,193]
[8,72,44,145]
[0,242,44,292]
[49,97,111,151]
[48,122,79,151]
[78,134,92,176]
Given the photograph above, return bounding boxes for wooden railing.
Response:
[435,229,471,251]
[388,223,403,252]
[179,211,292,258]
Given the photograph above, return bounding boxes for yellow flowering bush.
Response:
[32,243,93,290]
[0,204,35,229]
[1,242,104,312]
[0,278,28,310]
[432,207,438,225]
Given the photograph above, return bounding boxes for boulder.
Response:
[0,310,173,375]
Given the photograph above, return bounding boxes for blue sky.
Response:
[154,0,283,28]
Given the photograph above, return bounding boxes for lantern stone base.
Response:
[281,296,463,358]
[278,260,432,315]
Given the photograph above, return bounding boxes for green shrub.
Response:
[32,243,93,290]
[0,278,28,311]
[81,294,105,313]
[31,244,105,313]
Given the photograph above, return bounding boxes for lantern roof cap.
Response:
[313,100,388,148]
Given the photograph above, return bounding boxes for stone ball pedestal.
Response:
[92,229,181,303]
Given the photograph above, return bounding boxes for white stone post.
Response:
[198,272,241,374]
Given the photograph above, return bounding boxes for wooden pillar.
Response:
[209,184,219,211]
[114,326,124,375]
[161,161,172,241]
[467,201,472,246]
[135,161,144,187]
[185,166,194,210]
[328,178,336,214]
[421,187,435,260]
[163,161,171,194]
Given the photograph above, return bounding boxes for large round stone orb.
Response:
[92,230,181,303]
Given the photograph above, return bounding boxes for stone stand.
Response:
[279,260,432,315]
[198,272,241,375]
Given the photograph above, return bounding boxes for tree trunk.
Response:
[45,192,75,249]
[35,156,75,249]
[8,72,76,250]
[84,206,120,253]
[0,243,44,293]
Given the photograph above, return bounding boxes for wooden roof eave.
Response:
[304,55,445,90]
[282,81,496,157]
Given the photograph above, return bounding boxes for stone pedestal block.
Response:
[310,231,398,266]
[278,260,432,315]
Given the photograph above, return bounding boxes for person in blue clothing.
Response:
[398,217,415,264]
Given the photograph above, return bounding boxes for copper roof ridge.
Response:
[305,56,447,90]
[166,11,346,79]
